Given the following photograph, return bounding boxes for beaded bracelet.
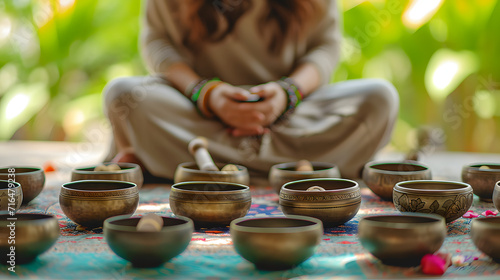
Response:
[186,78,208,100]
[276,77,304,120]
[197,80,224,118]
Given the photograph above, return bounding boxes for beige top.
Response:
[140,0,341,86]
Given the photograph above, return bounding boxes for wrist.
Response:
[196,80,223,118]
[276,77,304,118]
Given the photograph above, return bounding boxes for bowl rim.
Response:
[72,162,141,174]
[176,162,248,174]
[394,180,472,194]
[0,180,21,189]
[281,178,359,193]
[0,212,57,226]
[171,181,250,194]
[104,214,194,233]
[270,161,338,173]
[463,163,500,173]
[0,167,43,175]
[472,216,500,227]
[62,180,137,192]
[230,215,322,233]
[359,213,445,229]
[364,160,430,175]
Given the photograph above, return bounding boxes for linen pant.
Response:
[103,76,399,185]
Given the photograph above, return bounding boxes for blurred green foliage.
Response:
[0,0,499,153]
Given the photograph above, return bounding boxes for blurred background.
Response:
[0,0,499,153]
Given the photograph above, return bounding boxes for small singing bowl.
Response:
[362,161,432,201]
[104,215,193,267]
[269,162,341,193]
[358,214,446,267]
[493,182,500,212]
[0,167,44,204]
[60,180,139,228]
[462,163,500,202]
[393,180,473,223]
[0,213,59,264]
[71,163,144,189]
[0,180,23,211]
[174,162,249,185]
[169,181,251,226]
[279,178,361,227]
[230,215,323,270]
[471,217,500,263]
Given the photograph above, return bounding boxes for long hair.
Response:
[182,0,326,53]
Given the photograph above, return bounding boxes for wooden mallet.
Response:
[188,137,219,171]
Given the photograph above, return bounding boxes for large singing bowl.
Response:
[0,167,44,204]
[269,162,341,193]
[471,217,500,263]
[462,163,500,202]
[358,214,446,267]
[279,178,361,227]
[104,215,193,267]
[174,162,249,185]
[0,213,59,264]
[60,180,139,228]
[72,163,144,189]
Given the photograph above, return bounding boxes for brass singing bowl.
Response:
[71,162,144,189]
[362,161,432,201]
[0,167,44,204]
[169,181,251,226]
[0,213,59,264]
[393,180,473,223]
[269,162,341,194]
[60,180,139,228]
[104,215,193,267]
[174,162,249,185]
[493,182,500,212]
[358,214,446,267]
[0,180,22,211]
[462,163,500,202]
[279,178,361,227]
[471,217,500,263]
[230,215,323,270]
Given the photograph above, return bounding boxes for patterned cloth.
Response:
[6,177,500,279]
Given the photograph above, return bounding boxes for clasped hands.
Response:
[208,82,288,137]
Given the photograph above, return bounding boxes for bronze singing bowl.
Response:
[269,162,341,194]
[59,180,139,228]
[393,180,473,223]
[358,214,446,267]
[174,162,249,185]
[493,182,500,212]
[471,217,500,263]
[0,213,59,264]
[0,167,44,204]
[104,215,193,267]
[230,215,323,270]
[170,181,251,226]
[0,180,23,211]
[279,178,361,227]
[71,162,144,189]
[462,163,500,202]
[362,161,432,201]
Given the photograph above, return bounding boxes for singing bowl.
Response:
[174,162,249,185]
[471,217,500,263]
[169,181,251,226]
[462,163,500,201]
[358,214,446,267]
[0,167,44,204]
[230,215,323,270]
[0,180,22,211]
[60,180,139,228]
[104,215,193,267]
[279,178,361,227]
[71,163,144,189]
[393,180,473,223]
[362,161,432,201]
[493,182,500,212]
[269,162,341,193]
[0,213,59,264]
